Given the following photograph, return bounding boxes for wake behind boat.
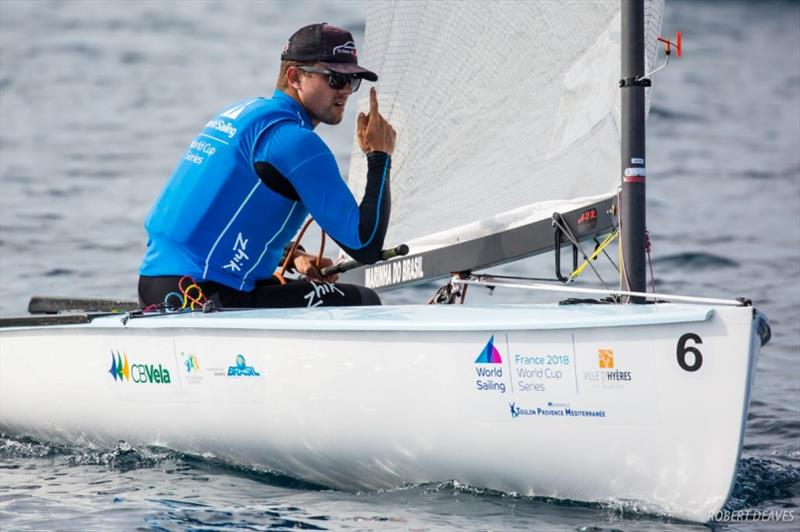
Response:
[0,0,772,523]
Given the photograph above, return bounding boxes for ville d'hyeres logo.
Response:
[108,350,171,384]
[598,349,614,368]
[583,348,632,383]
[227,354,260,377]
[474,335,506,393]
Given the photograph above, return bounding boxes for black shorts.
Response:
[138,275,381,309]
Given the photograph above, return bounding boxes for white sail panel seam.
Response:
[202,181,262,279]
[239,202,299,290]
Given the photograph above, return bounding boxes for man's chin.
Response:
[320,108,345,125]
[321,115,344,125]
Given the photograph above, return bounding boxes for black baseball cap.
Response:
[281,23,378,82]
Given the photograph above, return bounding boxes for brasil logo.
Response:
[108,350,171,384]
[475,335,503,364]
[227,354,260,377]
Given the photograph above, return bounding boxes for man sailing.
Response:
[138,23,396,309]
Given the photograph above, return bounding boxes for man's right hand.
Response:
[357,87,397,155]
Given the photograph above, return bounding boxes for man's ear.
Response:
[287,66,303,90]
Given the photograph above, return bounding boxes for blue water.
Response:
[1,0,798,530]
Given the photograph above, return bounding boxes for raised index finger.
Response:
[369,86,379,114]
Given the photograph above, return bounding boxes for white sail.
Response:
[348,0,664,251]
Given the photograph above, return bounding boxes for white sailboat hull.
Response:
[0,303,762,522]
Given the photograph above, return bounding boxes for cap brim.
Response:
[320,62,378,82]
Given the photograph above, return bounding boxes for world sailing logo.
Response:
[474,336,506,393]
[475,335,503,364]
[108,350,171,384]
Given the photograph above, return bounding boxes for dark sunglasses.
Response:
[298,66,362,92]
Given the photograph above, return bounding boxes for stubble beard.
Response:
[317,105,345,125]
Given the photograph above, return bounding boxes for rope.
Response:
[616,188,632,299]
[617,188,658,296]
[568,230,619,282]
[552,214,611,289]
[178,276,207,310]
[275,218,328,285]
[454,275,746,307]
[594,236,619,271]
[645,229,657,293]
[160,276,208,311]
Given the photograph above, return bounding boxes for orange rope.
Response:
[275,218,327,284]
[317,231,327,270]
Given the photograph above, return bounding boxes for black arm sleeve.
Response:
[334,152,392,264]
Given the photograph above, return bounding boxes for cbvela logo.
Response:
[227,354,261,377]
[108,351,171,384]
[474,335,506,393]
[109,351,130,382]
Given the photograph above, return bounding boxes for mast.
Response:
[620,0,647,303]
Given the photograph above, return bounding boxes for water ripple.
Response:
[653,252,740,270]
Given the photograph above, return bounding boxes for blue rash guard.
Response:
[140,90,390,292]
